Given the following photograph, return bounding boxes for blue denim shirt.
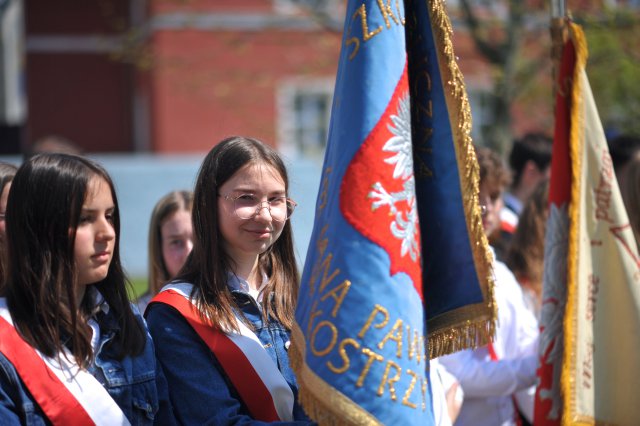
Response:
[0,300,175,425]
[146,282,313,425]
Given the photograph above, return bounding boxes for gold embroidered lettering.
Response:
[415,157,434,179]
[417,126,434,150]
[358,304,390,339]
[376,0,400,28]
[306,300,322,337]
[395,0,405,25]
[417,100,433,119]
[402,369,419,408]
[377,319,403,358]
[420,376,428,411]
[308,225,329,295]
[377,360,401,401]
[346,36,360,60]
[320,279,352,317]
[318,254,340,294]
[357,348,384,387]
[327,338,360,374]
[310,320,338,357]
[354,4,382,41]
[317,167,332,213]
[406,326,420,363]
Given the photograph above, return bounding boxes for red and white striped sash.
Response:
[150,283,294,422]
[0,299,130,426]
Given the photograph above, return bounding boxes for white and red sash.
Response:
[150,283,294,422]
[0,299,130,426]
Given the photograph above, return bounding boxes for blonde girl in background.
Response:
[137,190,194,311]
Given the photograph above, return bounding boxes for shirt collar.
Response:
[87,286,110,316]
[227,272,268,303]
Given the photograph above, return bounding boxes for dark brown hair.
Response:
[508,133,552,188]
[4,153,145,368]
[505,179,549,309]
[178,136,299,332]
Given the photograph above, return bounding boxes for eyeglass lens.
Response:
[233,196,294,221]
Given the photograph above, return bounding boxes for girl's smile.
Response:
[217,163,287,266]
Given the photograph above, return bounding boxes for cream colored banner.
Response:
[565,67,640,425]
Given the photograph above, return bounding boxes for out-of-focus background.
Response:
[1,0,638,294]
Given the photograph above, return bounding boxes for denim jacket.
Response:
[146,281,313,425]
[0,295,175,426]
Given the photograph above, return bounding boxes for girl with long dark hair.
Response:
[0,153,173,425]
[146,136,311,424]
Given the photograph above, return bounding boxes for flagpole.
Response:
[550,0,568,98]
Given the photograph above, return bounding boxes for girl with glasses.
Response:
[0,153,174,424]
[146,136,311,424]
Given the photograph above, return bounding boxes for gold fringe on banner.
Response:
[289,324,383,426]
[428,315,497,359]
[561,21,588,426]
[425,0,497,358]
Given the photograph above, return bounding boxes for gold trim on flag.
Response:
[561,22,599,426]
[289,322,384,426]
[426,0,497,358]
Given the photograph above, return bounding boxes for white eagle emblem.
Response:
[367,93,419,262]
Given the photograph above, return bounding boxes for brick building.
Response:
[1,0,584,155]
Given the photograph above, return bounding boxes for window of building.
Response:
[277,78,333,159]
[467,88,493,142]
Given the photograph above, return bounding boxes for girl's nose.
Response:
[97,219,116,241]
[254,204,273,222]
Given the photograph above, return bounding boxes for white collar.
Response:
[86,287,110,355]
[227,272,268,303]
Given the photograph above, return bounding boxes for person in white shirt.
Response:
[430,358,464,426]
[440,146,539,426]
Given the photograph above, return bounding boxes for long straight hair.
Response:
[0,161,18,286]
[178,136,299,332]
[4,153,145,368]
[147,190,193,295]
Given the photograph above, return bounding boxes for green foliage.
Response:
[128,277,149,301]
[579,9,640,136]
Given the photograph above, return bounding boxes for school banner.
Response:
[535,22,640,426]
[290,0,496,424]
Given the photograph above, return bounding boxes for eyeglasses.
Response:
[221,193,297,222]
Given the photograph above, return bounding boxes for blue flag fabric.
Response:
[290,1,495,424]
